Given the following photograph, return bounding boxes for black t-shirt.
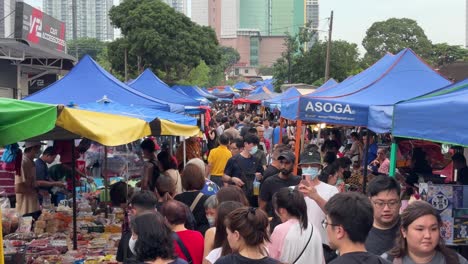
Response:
[365,220,400,255]
[131,258,188,264]
[459,167,468,185]
[262,165,280,183]
[329,252,391,264]
[174,191,210,235]
[259,174,301,229]
[116,230,134,262]
[215,254,280,264]
[224,154,263,179]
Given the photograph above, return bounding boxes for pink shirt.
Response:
[378,158,390,175]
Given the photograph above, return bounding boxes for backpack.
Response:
[148,160,161,192]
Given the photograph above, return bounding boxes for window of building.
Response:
[245,69,249,74]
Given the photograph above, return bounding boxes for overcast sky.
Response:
[320,0,466,55]
[25,0,466,55]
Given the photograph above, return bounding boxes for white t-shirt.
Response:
[205,247,222,264]
[305,181,339,245]
[268,219,324,264]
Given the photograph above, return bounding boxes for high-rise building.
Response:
[219,0,239,38]
[162,0,187,16]
[43,0,115,41]
[191,0,209,26]
[0,0,15,38]
[306,0,319,45]
[239,0,305,36]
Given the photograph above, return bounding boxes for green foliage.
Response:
[179,60,211,87]
[108,0,221,83]
[430,43,468,67]
[362,18,432,64]
[106,38,139,80]
[273,40,361,88]
[67,38,106,60]
[258,65,274,76]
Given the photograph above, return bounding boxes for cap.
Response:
[299,149,321,165]
[278,151,296,163]
[23,141,46,149]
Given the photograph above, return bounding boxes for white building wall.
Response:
[191,0,209,26]
[221,0,239,38]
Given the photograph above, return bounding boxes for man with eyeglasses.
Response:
[364,176,401,255]
[259,150,301,231]
[324,192,390,264]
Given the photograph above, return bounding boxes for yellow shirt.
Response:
[208,145,232,176]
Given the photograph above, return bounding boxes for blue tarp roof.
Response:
[172,85,217,102]
[264,87,301,108]
[281,49,451,127]
[233,82,253,90]
[392,79,468,146]
[77,101,197,126]
[314,78,338,93]
[128,69,201,107]
[24,55,183,113]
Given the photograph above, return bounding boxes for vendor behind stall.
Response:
[35,147,65,206]
[15,141,43,219]
[452,153,468,185]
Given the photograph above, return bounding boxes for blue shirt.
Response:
[272,127,281,145]
[35,158,50,191]
[366,143,378,166]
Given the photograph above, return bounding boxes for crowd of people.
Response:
[10,103,468,264]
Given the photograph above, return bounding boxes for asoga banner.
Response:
[298,97,368,126]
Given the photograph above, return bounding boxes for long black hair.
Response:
[272,187,308,230]
[131,212,176,262]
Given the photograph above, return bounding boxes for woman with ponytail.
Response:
[268,187,324,264]
[214,207,279,264]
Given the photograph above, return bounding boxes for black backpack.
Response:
[148,160,161,192]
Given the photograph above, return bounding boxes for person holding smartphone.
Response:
[297,146,339,263]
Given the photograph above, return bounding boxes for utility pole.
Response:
[124,48,128,82]
[72,0,78,59]
[324,10,333,81]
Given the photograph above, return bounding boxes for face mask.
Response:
[302,167,320,180]
[128,236,137,255]
[249,146,258,155]
[143,158,149,162]
[336,178,344,186]
[207,216,215,227]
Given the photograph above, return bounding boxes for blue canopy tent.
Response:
[128,69,202,107]
[24,55,186,113]
[263,87,301,109]
[392,79,468,146]
[281,49,450,126]
[78,101,197,126]
[233,82,254,91]
[314,78,338,93]
[172,85,217,102]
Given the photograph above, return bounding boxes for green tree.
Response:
[67,37,106,60]
[430,43,468,67]
[179,60,211,87]
[273,40,361,90]
[108,0,221,83]
[106,38,139,81]
[362,18,433,65]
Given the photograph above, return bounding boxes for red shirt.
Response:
[174,230,204,264]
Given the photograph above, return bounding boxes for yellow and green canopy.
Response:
[0,99,199,146]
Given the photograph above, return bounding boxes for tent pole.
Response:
[183,137,187,167]
[389,140,397,178]
[104,146,109,219]
[71,141,77,250]
[362,133,370,194]
[279,117,284,144]
[294,120,302,175]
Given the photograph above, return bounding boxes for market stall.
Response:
[279,48,451,184]
[1,97,202,263]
